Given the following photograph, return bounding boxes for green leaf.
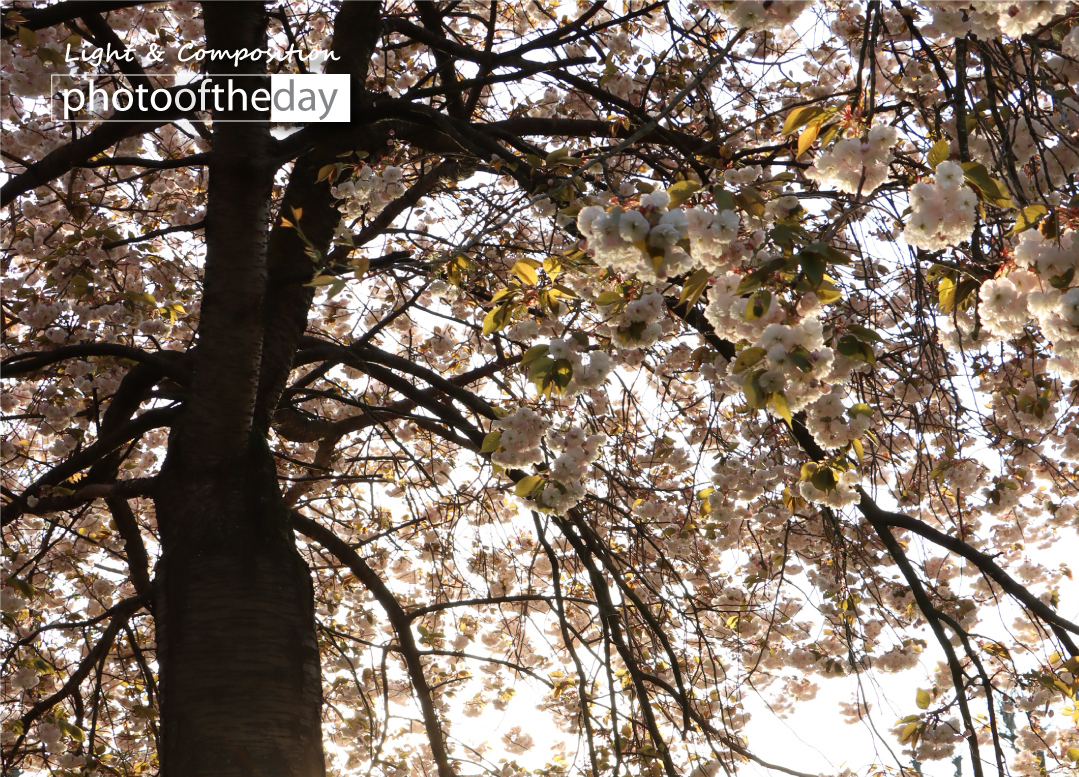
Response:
[712,187,737,212]
[480,431,502,454]
[678,267,711,309]
[1008,204,1048,236]
[667,180,702,208]
[551,358,574,391]
[801,253,826,289]
[961,162,1014,209]
[788,346,813,373]
[848,402,874,418]
[801,241,852,265]
[304,274,337,288]
[596,290,625,306]
[927,139,950,169]
[782,104,826,135]
[545,147,570,166]
[770,223,795,251]
[18,26,37,50]
[736,256,787,295]
[744,289,771,321]
[326,278,347,299]
[1050,267,1075,289]
[916,688,931,710]
[810,466,837,492]
[900,722,921,744]
[521,344,550,366]
[515,475,544,497]
[743,371,767,410]
[528,355,555,383]
[58,721,85,743]
[734,188,767,219]
[316,163,338,183]
[837,335,875,365]
[818,122,841,148]
[732,346,766,374]
[846,324,883,343]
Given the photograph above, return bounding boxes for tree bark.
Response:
[152,4,325,775]
[154,438,324,777]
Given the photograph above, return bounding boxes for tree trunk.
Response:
[154,438,324,777]
[150,4,326,774]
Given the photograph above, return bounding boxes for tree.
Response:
[2,1,1078,775]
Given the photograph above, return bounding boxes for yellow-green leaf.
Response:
[678,267,711,309]
[545,147,570,166]
[520,344,550,366]
[304,274,337,287]
[316,163,337,183]
[667,180,702,208]
[927,139,950,169]
[18,26,37,50]
[58,721,84,743]
[482,304,512,336]
[1008,204,1048,236]
[595,290,624,306]
[743,371,766,410]
[1066,748,1079,763]
[916,689,930,710]
[771,392,793,424]
[480,431,502,453]
[514,475,544,497]
[899,722,921,744]
[512,260,539,286]
[938,276,957,313]
[782,104,826,135]
[961,162,1014,209]
[731,346,766,373]
[797,121,820,158]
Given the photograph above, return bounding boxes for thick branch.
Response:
[290,511,456,777]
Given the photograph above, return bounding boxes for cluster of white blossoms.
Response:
[490,407,549,468]
[330,165,407,217]
[576,191,746,280]
[804,389,871,448]
[889,717,965,761]
[547,338,613,393]
[535,426,608,513]
[978,271,1038,339]
[805,124,899,195]
[903,161,977,249]
[704,0,812,31]
[914,1,1069,39]
[704,273,784,342]
[975,230,1079,374]
[611,291,667,349]
[738,319,837,412]
[723,165,762,187]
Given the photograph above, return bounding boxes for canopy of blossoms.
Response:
[2,2,1079,777]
